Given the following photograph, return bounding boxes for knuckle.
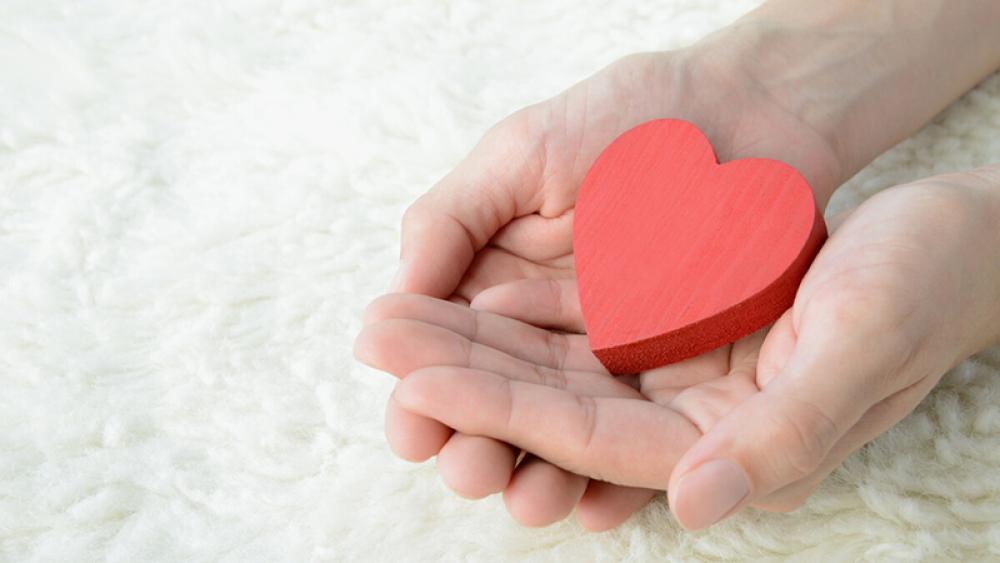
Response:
[543,330,570,372]
[361,292,409,324]
[532,360,567,391]
[467,308,481,344]
[804,266,926,352]
[493,107,536,137]
[802,290,923,389]
[770,398,838,480]
[499,376,516,438]
[478,110,534,155]
[806,289,891,334]
[395,367,439,412]
[573,393,599,459]
[546,278,564,320]
[457,332,474,369]
[400,196,431,233]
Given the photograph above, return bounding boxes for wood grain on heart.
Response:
[573,118,827,374]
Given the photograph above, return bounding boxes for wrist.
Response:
[955,170,1000,349]
[912,167,1000,350]
[984,173,1000,347]
[673,40,844,209]
[690,1,1000,190]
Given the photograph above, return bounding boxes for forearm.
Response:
[696,0,1000,202]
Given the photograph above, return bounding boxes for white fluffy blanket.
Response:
[2,1,1000,561]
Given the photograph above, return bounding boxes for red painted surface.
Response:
[573,119,827,374]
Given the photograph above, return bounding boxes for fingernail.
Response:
[674,459,750,530]
[389,260,406,293]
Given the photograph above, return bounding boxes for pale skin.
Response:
[354,0,1000,531]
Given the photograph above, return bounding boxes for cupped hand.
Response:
[385,171,1000,530]
[358,41,845,531]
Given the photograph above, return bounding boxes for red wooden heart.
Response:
[573,118,826,374]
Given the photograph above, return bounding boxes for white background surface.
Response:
[2,1,1000,560]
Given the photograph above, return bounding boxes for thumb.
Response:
[666,309,904,530]
[392,116,544,297]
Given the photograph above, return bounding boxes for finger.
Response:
[360,292,609,375]
[361,303,634,506]
[393,116,545,297]
[393,366,702,489]
[435,433,518,499]
[471,278,585,333]
[392,373,654,529]
[752,372,939,513]
[666,312,910,531]
[489,209,575,263]
[381,348,515,498]
[441,282,604,514]
[357,317,638,398]
[372,290,636,525]
[387,381,518,501]
[755,309,797,389]
[450,246,568,304]
[575,482,659,532]
[365,301,522,502]
[825,206,855,233]
[384,393,453,462]
[502,454,588,527]
[377,288,646,527]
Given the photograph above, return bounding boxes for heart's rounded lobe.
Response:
[573,118,826,374]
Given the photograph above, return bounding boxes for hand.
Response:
[387,170,1000,530]
[358,42,845,531]
[358,283,774,530]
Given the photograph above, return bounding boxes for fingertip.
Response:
[355,315,472,378]
[575,483,656,532]
[576,509,624,533]
[392,366,450,413]
[576,511,614,533]
[436,434,516,499]
[360,293,399,327]
[352,325,379,368]
[398,197,480,298]
[352,320,412,376]
[385,393,453,462]
[387,260,407,293]
[670,458,751,531]
[502,460,587,527]
[469,279,537,315]
[468,284,502,312]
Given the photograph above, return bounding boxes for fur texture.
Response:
[1,1,999,561]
